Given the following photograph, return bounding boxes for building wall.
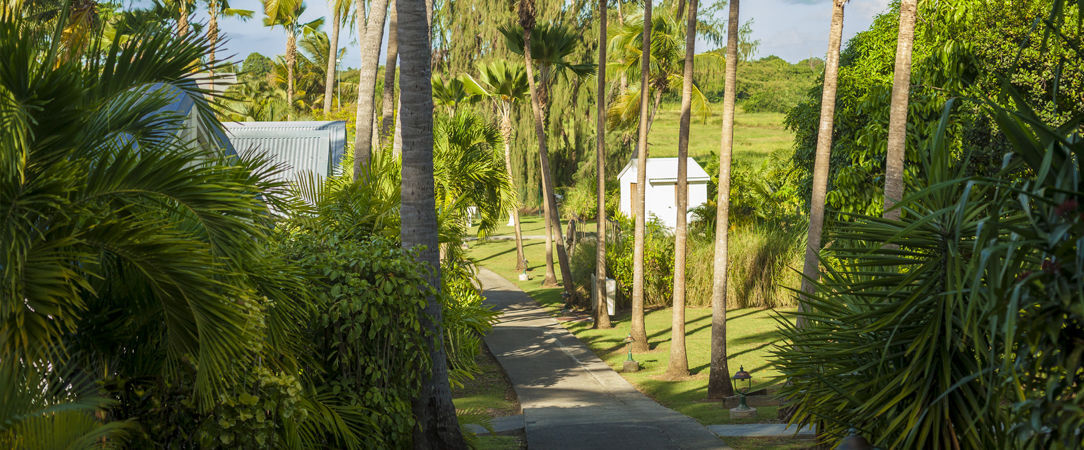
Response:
[618,174,708,229]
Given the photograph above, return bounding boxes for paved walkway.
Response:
[478,268,728,450]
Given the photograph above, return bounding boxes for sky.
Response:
[146,0,892,69]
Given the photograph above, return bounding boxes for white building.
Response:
[617,157,710,229]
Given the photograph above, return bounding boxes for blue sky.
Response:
[146,0,891,69]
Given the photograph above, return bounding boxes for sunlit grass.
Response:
[470,213,597,237]
[647,103,793,167]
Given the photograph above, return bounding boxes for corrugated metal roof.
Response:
[223,121,347,183]
[147,81,237,157]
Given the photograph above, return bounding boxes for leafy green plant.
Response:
[199,367,307,449]
[775,75,1084,447]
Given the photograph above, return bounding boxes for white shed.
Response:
[617,157,710,229]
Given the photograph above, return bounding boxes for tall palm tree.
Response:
[178,0,192,35]
[594,0,612,329]
[322,0,350,114]
[464,61,531,270]
[263,0,323,120]
[206,0,253,69]
[629,0,652,353]
[606,7,708,135]
[882,0,917,221]
[666,0,698,378]
[501,22,592,292]
[707,0,740,399]
[379,2,398,146]
[352,0,390,175]
[798,0,848,322]
[398,0,465,445]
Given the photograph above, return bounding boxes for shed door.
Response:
[630,182,638,216]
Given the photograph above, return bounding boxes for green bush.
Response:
[199,367,307,449]
[605,215,676,308]
[775,76,1084,447]
[281,233,431,447]
[569,215,801,309]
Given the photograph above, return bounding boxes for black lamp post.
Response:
[732,365,753,410]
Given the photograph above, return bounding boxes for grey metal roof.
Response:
[223,121,348,183]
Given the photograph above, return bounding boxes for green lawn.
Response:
[471,213,597,237]
[723,436,816,450]
[467,237,792,425]
[647,103,793,167]
[452,346,519,418]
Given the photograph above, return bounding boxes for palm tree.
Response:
[882,0,917,221]
[379,2,399,146]
[431,75,481,112]
[322,0,350,114]
[501,21,592,292]
[666,0,698,378]
[352,0,390,175]
[594,0,613,329]
[629,0,652,353]
[463,61,531,270]
[433,112,515,237]
[606,6,709,135]
[263,0,323,120]
[397,0,465,445]
[177,0,193,35]
[206,0,253,69]
[707,0,740,400]
[0,8,293,411]
[799,0,848,322]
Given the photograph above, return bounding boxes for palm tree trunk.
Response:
[798,0,847,325]
[287,33,296,120]
[630,0,652,353]
[707,0,740,400]
[353,0,390,176]
[520,2,574,300]
[594,0,612,330]
[208,0,218,64]
[380,2,399,148]
[541,165,559,286]
[883,0,916,221]
[399,0,466,446]
[323,5,341,115]
[667,0,697,378]
[179,0,189,36]
[538,66,558,287]
[502,112,528,271]
[646,88,663,134]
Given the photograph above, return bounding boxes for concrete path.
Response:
[478,268,727,450]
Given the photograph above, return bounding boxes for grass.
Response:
[647,103,793,167]
[470,213,597,237]
[723,436,816,449]
[467,237,793,425]
[452,346,519,418]
[474,434,526,449]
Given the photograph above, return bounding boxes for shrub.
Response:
[282,233,431,447]
[603,215,676,308]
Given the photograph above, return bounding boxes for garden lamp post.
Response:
[623,333,640,372]
[729,365,757,418]
[836,428,873,450]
